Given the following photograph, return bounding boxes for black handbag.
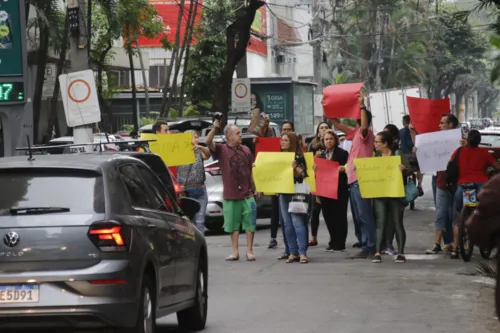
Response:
[445,147,462,192]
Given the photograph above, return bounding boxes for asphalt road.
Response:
[158,178,499,333]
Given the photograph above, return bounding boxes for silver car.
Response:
[199,134,274,231]
[0,154,208,332]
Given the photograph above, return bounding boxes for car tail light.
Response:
[88,279,126,285]
[205,162,222,176]
[88,223,130,252]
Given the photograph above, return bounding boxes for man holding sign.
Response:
[329,95,376,259]
[206,119,259,261]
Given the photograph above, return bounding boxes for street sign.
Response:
[231,78,251,113]
[0,0,23,76]
[59,69,101,127]
[42,64,56,99]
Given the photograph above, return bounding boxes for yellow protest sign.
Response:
[354,156,405,198]
[140,133,195,166]
[252,152,295,194]
[303,152,316,192]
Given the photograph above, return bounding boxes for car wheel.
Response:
[177,256,208,331]
[126,275,156,333]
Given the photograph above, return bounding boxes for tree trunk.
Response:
[165,0,196,114]
[32,25,50,143]
[46,13,70,140]
[127,26,139,131]
[96,42,113,132]
[133,32,150,116]
[211,0,264,129]
[160,0,186,117]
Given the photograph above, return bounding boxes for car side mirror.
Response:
[180,197,201,221]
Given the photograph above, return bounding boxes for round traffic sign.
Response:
[67,79,91,103]
[234,82,248,99]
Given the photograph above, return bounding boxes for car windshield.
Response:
[0,169,105,213]
[480,134,500,147]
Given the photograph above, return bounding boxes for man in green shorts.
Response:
[206,119,259,261]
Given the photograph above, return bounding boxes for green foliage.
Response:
[184,105,201,117]
[117,0,165,51]
[169,109,179,118]
[122,124,134,132]
[183,1,234,103]
[140,117,156,126]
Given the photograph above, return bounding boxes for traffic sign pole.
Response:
[67,0,93,151]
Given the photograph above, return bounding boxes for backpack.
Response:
[445,147,463,192]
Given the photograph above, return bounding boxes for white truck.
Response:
[368,86,422,133]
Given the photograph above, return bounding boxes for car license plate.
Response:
[0,285,39,303]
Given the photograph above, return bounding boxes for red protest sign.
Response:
[322,83,364,119]
[255,137,281,158]
[312,157,339,200]
[407,97,450,134]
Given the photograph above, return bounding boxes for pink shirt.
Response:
[346,127,375,184]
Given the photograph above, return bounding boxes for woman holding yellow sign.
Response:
[372,131,410,264]
[278,132,310,264]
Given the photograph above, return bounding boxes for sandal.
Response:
[285,255,299,263]
[278,253,290,260]
[450,249,459,259]
[300,255,308,264]
[225,255,239,261]
[246,253,256,261]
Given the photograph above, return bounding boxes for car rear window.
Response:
[481,134,500,147]
[0,169,105,213]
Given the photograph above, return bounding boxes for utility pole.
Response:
[312,0,322,94]
[67,0,93,150]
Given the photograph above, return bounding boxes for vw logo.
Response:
[3,232,20,248]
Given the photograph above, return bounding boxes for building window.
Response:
[107,70,130,88]
[149,65,170,88]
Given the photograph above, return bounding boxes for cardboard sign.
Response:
[407,97,450,134]
[322,83,364,119]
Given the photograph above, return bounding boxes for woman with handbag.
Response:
[279,132,310,264]
[307,121,331,246]
[177,130,212,234]
[371,131,410,263]
[313,130,349,252]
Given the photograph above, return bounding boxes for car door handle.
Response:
[147,224,157,229]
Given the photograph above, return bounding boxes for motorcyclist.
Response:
[466,173,500,319]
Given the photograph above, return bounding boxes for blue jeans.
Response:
[279,195,308,256]
[185,185,208,235]
[349,181,375,253]
[432,175,437,206]
[435,188,453,244]
[348,188,362,244]
[454,182,484,215]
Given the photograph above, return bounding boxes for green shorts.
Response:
[223,197,257,233]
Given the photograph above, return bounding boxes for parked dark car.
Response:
[0,154,208,332]
[139,119,213,134]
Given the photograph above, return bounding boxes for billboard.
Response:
[247,3,268,56]
[136,0,202,48]
[0,0,23,76]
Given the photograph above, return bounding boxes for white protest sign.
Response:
[415,129,461,173]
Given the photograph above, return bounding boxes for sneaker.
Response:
[325,247,334,252]
[426,244,442,254]
[350,251,369,259]
[267,238,278,249]
[417,185,424,197]
[372,254,382,263]
[352,242,361,248]
[382,246,398,256]
[395,254,406,263]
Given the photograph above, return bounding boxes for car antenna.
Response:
[26,135,35,161]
